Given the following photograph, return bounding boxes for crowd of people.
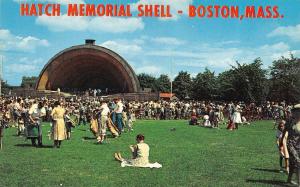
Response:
[0,97,295,143]
[0,96,162,167]
[184,101,291,130]
[0,97,135,147]
[58,88,120,96]
[1,96,300,174]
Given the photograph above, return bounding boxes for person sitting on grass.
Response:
[203,114,211,127]
[241,116,250,125]
[114,134,162,168]
[189,111,198,125]
[115,134,149,166]
[226,118,235,130]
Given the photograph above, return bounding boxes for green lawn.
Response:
[0,120,290,187]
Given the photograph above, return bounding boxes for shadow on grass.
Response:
[106,134,117,138]
[14,144,53,148]
[251,168,281,173]
[14,144,33,147]
[246,179,289,187]
[12,134,25,137]
[38,145,54,148]
[82,136,96,140]
[77,129,87,131]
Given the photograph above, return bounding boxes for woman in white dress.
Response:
[232,104,242,129]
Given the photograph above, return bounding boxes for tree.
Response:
[217,70,236,101]
[137,73,157,91]
[269,55,300,103]
[173,71,192,100]
[192,68,217,100]
[217,58,268,103]
[232,58,268,102]
[156,74,171,92]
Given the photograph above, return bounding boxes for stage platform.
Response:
[9,88,159,101]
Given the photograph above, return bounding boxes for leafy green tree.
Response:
[156,74,171,92]
[217,58,268,102]
[137,73,157,91]
[217,70,236,101]
[269,55,300,103]
[192,68,218,100]
[232,58,268,102]
[173,71,192,99]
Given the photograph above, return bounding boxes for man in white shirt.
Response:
[28,101,46,147]
[97,101,110,143]
[114,99,124,133]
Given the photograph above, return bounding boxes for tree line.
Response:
[138,55,300,103]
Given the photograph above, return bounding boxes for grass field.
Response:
[0,120,290,187]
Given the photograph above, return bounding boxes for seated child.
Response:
[203,115,211,127]
[242,116,250,125]
[226,119,235,130]
[189,112,198,125]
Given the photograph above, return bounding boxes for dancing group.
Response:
[1,97,136,147]
[3,99,72,148]
[0,97,163,168]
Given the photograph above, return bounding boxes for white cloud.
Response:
[147,50,201,58]
[36,15,89,32]
[0,29,49,52]
[147,42,298,69]
[132,0,193,20]
[101,40,142,54]
[268,24,300,42]
[221,40,240,45]
[36,14,144,33]
[259,42,290,52]
[7,64,38,73]
[176,61,205,68]
[6,57,44,74]
[151,37,185,45]
[19,57,44,65]
[135,66,162,75]
[269,50,300,61]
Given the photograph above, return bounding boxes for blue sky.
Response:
[0,0,300,85]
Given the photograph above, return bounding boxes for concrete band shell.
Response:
[35,44,140,93]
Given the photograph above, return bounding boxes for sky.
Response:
[0,0,300,85]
